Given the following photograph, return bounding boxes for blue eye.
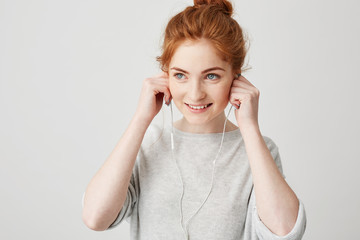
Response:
[173,73,219,80]
[174,73,185,79]
[207,74,219,80]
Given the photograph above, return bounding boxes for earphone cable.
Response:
[169,102,234,239]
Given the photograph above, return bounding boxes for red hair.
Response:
[156,0,249,75]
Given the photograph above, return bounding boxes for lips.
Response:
[185,103,213,110]
[185,103,212,107]
[186,103,211,106]
[185,103,212,113]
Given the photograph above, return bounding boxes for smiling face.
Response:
[168,38,236,132]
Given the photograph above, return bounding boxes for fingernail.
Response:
[232,104,239,109]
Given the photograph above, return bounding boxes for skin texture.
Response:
[167,38,239,133]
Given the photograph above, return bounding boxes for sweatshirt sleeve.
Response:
[253,197,307,240]
[81,123,162,230]
[250,136,307,239]
[80,165,138,230]
[263,136,286,179]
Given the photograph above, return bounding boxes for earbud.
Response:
[164,97,171,106]
[235,73,241,78]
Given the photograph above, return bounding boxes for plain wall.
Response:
[1,0,359,239]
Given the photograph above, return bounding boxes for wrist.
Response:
[131,113,152,131]
[239,122,261,137]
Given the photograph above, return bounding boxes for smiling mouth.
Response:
[185,103,213,110]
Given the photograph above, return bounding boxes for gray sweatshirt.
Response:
[82,123,307,239]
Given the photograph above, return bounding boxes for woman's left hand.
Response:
[229,75,260,131]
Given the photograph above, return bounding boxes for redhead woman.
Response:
[82,1,307,239]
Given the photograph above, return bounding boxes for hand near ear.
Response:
[229,74,260,131]
[134,71,172,126]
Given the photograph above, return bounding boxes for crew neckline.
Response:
[166,124,242,142]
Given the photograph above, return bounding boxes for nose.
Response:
[187,78,206,101]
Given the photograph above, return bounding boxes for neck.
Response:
[173,111,239,134]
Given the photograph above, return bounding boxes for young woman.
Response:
[82,0,307,239]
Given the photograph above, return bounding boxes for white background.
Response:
[1,0,359,239]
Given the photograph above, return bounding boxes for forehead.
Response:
[169,39,230,71]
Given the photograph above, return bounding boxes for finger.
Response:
[230,86,252,94]
[232,82,259,94]
[229,92,246,106]
[233,85,260,100]
[232,79,247,87]
[230,102,240,109]
[154,71,167,77]
[157,85,171,104]
[229,101,240,109]
[148,76,170,89]
[157,74,171,82]
[229,97,241,108]
[238,75,256,87]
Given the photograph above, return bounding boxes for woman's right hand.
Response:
[134,71,172,125]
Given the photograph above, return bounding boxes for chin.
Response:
[181,111,214,125]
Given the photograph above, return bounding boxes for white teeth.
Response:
[188,104,210,110]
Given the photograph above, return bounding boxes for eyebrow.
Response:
[170,67,225,74]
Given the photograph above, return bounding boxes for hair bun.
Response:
[193,0,233,16]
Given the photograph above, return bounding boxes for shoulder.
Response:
[141,123,165,150]
[262,135,279,154]
[262,134,286,178]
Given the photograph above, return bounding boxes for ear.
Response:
[163,70,169,77]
